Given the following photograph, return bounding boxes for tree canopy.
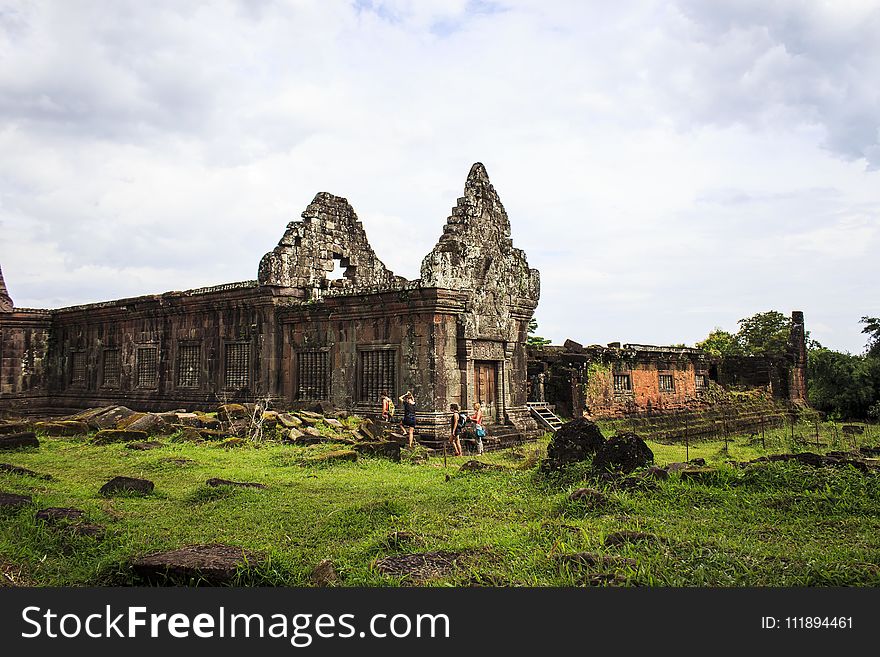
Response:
[696,311,793,357]
[526,317,552,347]
[695,329,739,357]
[861,316,880,358]
[735,310,792,356]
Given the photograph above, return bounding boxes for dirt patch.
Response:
[0,492,32,510]
[0,562,32,587]
[0,463,52,480]
[35,507,86,523]
[374,550,473,583]
[309,559,341,586]
[568,488,609,508]
[556,552,638,569]
[206,478,267,490]
[604,530,659,547]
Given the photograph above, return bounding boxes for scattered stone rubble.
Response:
[541,418,654,474]
[0,404,416,462]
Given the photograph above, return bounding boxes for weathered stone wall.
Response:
[2,284,283,413]
[0,310,53,412]
[531,311,809,420]
[716,355,790,398]
[279,287,466,439]
[530,342,712,419]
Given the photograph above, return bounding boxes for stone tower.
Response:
[0,265,13,313]
[420,162,540,342]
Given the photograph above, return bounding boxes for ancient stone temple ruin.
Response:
[0,164,542,441]
[527,311,809,434]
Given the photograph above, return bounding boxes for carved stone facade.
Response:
[0,164,542,441]
[258,192,403,294]
[0,266,13,313]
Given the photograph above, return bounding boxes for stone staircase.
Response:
[527,402,564,433]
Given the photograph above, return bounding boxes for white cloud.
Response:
[0,0,878,353]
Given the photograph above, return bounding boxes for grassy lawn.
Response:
[2,421,880,586]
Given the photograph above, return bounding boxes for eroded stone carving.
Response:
[0,265,12,313]
[258,192,402,295]
[420,163,540,341]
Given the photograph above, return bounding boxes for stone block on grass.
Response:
[92,429,149,445]
[216,404,248,422]
[0,432,39,450]
[353,441,401,462]
[34,421,88,437]
[306,450,357,464]
[0,422,30,435]
[132,544,262,585]
[99,476,154,496]
[126,441,164,451]
[278,413,303,429]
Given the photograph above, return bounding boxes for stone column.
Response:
[788,310,807,402]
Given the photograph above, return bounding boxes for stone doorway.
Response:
[474,361,498,421]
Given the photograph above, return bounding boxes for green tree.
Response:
[860,316,880,358]
[734,310,792,355]
[807,347,877,420]
[695,329,739,357]
[526,317,552,347]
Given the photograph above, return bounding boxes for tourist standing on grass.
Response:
[381,391,394,422]
[470,402,485,454]
[399,391,417,448]
[449,403,464,457]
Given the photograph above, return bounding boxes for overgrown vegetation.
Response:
[696,311,880,421]
[526,317,552,347]
[3,421,880,587]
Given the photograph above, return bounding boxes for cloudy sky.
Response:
[1,0,878,354]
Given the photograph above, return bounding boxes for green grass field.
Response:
[2,420,880,587]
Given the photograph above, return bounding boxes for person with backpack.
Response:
[399,390,417,448]
[449,403,465,457]
[380,392,395,422]
[470,402,486,454]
